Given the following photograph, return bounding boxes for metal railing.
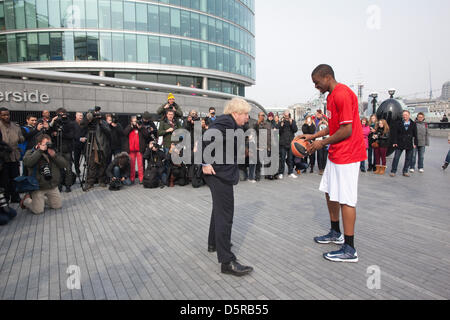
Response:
[0,65,266,114]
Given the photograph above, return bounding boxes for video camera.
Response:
[136,114,143,126]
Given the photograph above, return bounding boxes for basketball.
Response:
[291,137,310,158]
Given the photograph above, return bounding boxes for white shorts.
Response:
[319,159,360,207]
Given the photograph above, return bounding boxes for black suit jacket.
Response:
[391,120,418,150]
[203,114,240,185]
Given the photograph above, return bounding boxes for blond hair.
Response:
[224,98,252,115]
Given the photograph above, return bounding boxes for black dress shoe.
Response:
[221,260,253,276]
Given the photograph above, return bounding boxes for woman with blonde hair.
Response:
[203,98,254,277]
[367,114,378,171]
[372,119,390,175]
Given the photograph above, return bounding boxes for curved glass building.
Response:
[0,0,255,96]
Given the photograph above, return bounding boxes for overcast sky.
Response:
[245,0,450,108]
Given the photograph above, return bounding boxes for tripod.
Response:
[79,128,96,192]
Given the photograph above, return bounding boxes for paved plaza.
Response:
[0,137,449,300]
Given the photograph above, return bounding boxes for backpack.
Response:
[143,167,160,189]
[18,126,30,160]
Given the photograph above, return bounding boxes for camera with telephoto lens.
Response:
[111,113,119,124]
[136,114,143,126]
[45,142,54,151]
[40,162,52,181]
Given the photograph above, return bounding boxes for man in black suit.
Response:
[390,110,418,177]
[202,98,254,277]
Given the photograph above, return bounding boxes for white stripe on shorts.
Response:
[319,159,360,207]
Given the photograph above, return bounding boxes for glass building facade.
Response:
[0,0,255,95]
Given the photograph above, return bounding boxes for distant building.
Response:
[441,81,450,101]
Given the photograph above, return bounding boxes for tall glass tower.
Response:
[0,0,255,96]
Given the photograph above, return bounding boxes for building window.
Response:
[159,6,170,34]
[208,79,221,92]
[171,38,181,65]
[170,8,180,36]
[16,33,27,62]
[87,32,99,60]
[180,11,190,37]
[208,17,215,43]
[148,35,160,63]
[124,33,136,62]
[136,34,148,63]
[147,4,159,33]
[200,15,207,41]
[123,1,135,31]
[200,42,208,69]
[98,0,111,29]
[27,32,39,61]
[15,0,26,30]
[111,0,123,30]
[99,32,112,61]
[136,3,147,32]
[191,41,200,68]
[216,46,223,71]
[74,32,87,60]
[160,37,170,64]
[49,32,62,60]
[85,0,98,28]
[190,12,199,39]
[6,34,17,62]
[0,35,7,63]
[25,0,37,29]
[181,39,191,67]
[62,31,74,61]
[112,32,124,61]
[4,1,15,30]
[73,0,86,28]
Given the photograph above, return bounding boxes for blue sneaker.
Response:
[323,244,358,263]
[314,229,344,244]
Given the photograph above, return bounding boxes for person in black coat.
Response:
[202,98,254,277]
[278,110,298,178]
[390,110,418,177]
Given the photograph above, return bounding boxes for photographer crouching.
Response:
[143,141,166,188]
[20,134,68,215]
[106,152,132,191]
[80,107,111,191]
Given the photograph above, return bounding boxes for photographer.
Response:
[73,112,85,177]
[157,93,183,120]
[0,107,25,203]
[49,108,76,192]
[80,106,111,190]
[21,134,68,215]
[19,115,41,157]
[158,110,182,154]
[124,116,149,184]
[106,152,132,191]
[141,112,158,145]
[106,113,124,158]
[205,107,217,127]
[167,143,188,187]
[143,141,167,188]
[277,110,298,179]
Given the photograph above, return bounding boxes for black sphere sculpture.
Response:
[375,98,403,156]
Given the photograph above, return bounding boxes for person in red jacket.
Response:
[124,116,149,184]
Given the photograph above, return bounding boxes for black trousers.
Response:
[73,146,83,175]
[59,152,73,187]
[205,175,236,264]
[0,162,20,201]
[317,148,328,170]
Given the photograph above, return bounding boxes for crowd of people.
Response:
[0,90,448,225]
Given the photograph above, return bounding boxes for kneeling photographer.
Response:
[143,141,166,188]
[21,134,68,215]
[106,152,132,191]
[167,143,188,187]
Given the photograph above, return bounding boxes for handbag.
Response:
[14,166,39,193]
[371,141,379,148]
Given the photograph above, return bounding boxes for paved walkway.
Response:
[0,137,449,300]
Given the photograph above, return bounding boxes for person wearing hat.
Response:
[141,111,158,145]
[267,112,279,129]
[157,93,183,119]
